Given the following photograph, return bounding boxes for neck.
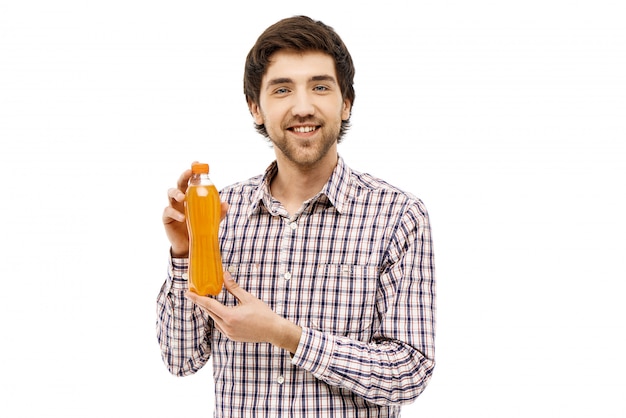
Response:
[270,154,338,215]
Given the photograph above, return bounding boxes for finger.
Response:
[185,290,224,317]
[162,206,185,224]
[185,290,208,308]
[176,167,193,193]
[167,187,186,204]
[185,292,231,338]
[223,271,248,302]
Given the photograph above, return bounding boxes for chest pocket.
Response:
[301,264,379,338]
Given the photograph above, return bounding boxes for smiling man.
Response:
[157,15,436,418]
[249,49,351,216]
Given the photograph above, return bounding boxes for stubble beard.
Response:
[269,120,340,169]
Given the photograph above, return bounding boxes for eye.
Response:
[274,87,290,95]
[313,85,329,92]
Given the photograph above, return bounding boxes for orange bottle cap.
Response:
[191,162,209,174]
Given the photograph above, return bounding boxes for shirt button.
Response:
[228,265,236,273]
[284,272,292,281]
[276,376,285,384]
[289,222,297,230]
[182,273,188,280]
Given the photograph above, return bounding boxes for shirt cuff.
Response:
[168,255,189,291]
[291,327,335,381]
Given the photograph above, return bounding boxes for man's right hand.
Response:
[162,167,193,257]
[162,165,230,258]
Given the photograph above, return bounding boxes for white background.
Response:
[1,1,625,416]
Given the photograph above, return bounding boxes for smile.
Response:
[291,126,317,133]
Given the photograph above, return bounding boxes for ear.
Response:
[341,99,352,121]
[248,100,264,125]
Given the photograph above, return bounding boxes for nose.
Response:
[291,90,315,118]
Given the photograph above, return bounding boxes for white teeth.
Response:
[293,126,316,133]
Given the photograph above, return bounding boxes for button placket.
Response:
[271,218,300,389]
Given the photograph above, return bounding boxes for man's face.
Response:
[249,50,352,169]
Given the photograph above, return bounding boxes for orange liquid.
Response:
[185,183,223,295]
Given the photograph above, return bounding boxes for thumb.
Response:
[223,271,247,301]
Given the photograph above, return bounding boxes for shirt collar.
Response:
[320,155,350,214]
[247,162,277,216]
[247,155,351,217]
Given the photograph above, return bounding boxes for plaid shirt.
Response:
[156,156,436,417]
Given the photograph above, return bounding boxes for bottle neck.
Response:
[189,172,212,186]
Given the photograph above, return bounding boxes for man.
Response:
[157,15,436,417]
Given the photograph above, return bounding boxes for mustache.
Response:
[284,117,323,127]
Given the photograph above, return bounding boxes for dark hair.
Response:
[243,15,355,142]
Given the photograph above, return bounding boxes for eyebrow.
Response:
[266,74,338,88]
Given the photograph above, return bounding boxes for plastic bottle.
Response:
[185,162,224,296]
